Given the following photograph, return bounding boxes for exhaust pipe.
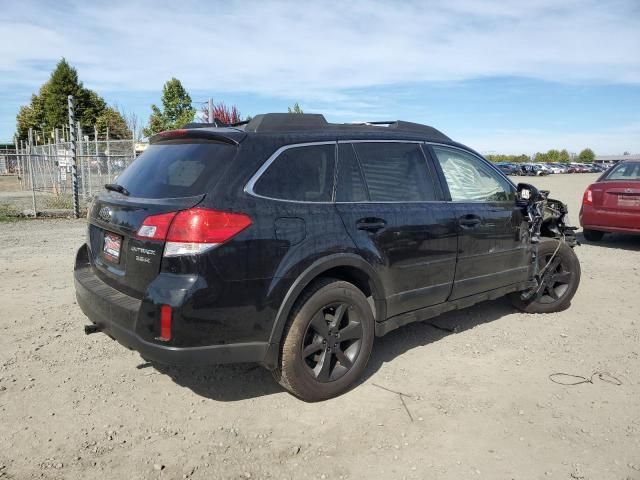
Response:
[84,324,102,335]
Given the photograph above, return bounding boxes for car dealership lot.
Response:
[0,173,638,479]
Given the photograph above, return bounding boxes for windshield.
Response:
[603,162,640,181]
[114,141,237,198]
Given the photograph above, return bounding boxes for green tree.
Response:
[42,58,105,131]
[533,152,548,163]
[545,149,560,162]
[16,91,46,140]
[143,78,195,137]
[14,58,108,140]
[578,148,595,162]
[558,149,570,163]
[287,102,304,114]
[95,107,132,140]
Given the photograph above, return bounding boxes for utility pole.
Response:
[68,96,79,218]
[208,97,213,124]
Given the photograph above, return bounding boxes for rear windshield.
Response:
[603,162,640,181]
[114,142,236,198]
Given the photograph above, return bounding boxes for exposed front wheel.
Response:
[274,278,374,401]
[583,229,605,242]
[510,239,581,314]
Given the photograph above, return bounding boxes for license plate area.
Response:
[103,232,122,262]
[617,195,640,207]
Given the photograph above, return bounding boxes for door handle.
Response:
[458,214,482,228]
[356,217,387,232]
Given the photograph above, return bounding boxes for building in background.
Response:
[594,154,640,164]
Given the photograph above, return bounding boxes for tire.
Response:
[510,239,581,314]
[273,278,375,402]
[583,229,605,242]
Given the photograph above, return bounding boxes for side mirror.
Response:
[516,183,541,205]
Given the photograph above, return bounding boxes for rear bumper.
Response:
[580,205,640,234]
[74,247,269,366]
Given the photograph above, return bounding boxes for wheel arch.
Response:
[262,253,385,370]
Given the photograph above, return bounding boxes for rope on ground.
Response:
[549,371,622,386]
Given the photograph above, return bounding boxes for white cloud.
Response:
[1,0,639,98]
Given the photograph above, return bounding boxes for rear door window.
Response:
[115,141,236,198]
[253,144,336,202]
[352,142,436,202]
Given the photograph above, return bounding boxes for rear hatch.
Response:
[88,138,239,297]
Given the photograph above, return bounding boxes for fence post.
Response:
[106,126,111,181]
[77,121,85,200]
[94,125,100,179]
[12,135,18,178]
[84,134,91,196]
[19,140,25,190]
[28,128,37,217]
[68,96,79,218]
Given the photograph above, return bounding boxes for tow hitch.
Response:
[84,323,102,335]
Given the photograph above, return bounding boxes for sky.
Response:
[1,0,639,154]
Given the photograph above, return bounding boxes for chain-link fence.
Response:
[10,139,137,214]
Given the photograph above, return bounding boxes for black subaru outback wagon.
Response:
[74,113,580,401]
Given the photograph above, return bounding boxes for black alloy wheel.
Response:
[301,302,363,382]
[274,278,375,401]
[510,239,581,314]
[535,252,573,304]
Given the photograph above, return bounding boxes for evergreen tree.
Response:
[95,107,132,140]
[143,78,195,137]
[287,102,304,114]
[14,58,107,140]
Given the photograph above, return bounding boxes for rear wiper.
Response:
[104,183,130,196]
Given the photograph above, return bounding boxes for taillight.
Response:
[583,187,593,205]
[135,208,252,257]
[165,208,252,256]
[136,212,177,240]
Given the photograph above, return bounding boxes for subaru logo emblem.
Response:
[98,206,112,222]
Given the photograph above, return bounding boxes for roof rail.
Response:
[244,113,328,132]
[239,113,450,140]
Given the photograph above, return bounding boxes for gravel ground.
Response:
[0,173,638,480]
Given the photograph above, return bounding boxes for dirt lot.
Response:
[1,173,638,480]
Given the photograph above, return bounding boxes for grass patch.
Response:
[0,203,21,222]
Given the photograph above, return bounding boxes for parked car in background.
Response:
[564,163,578,173]
[520,164,548,176]
[545,163,566,174]
[580,160,640,241]
[536,164,554,174]
[495,162,519,175]
[571,163,590,173]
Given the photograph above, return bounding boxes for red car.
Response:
[580,161,640,241]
